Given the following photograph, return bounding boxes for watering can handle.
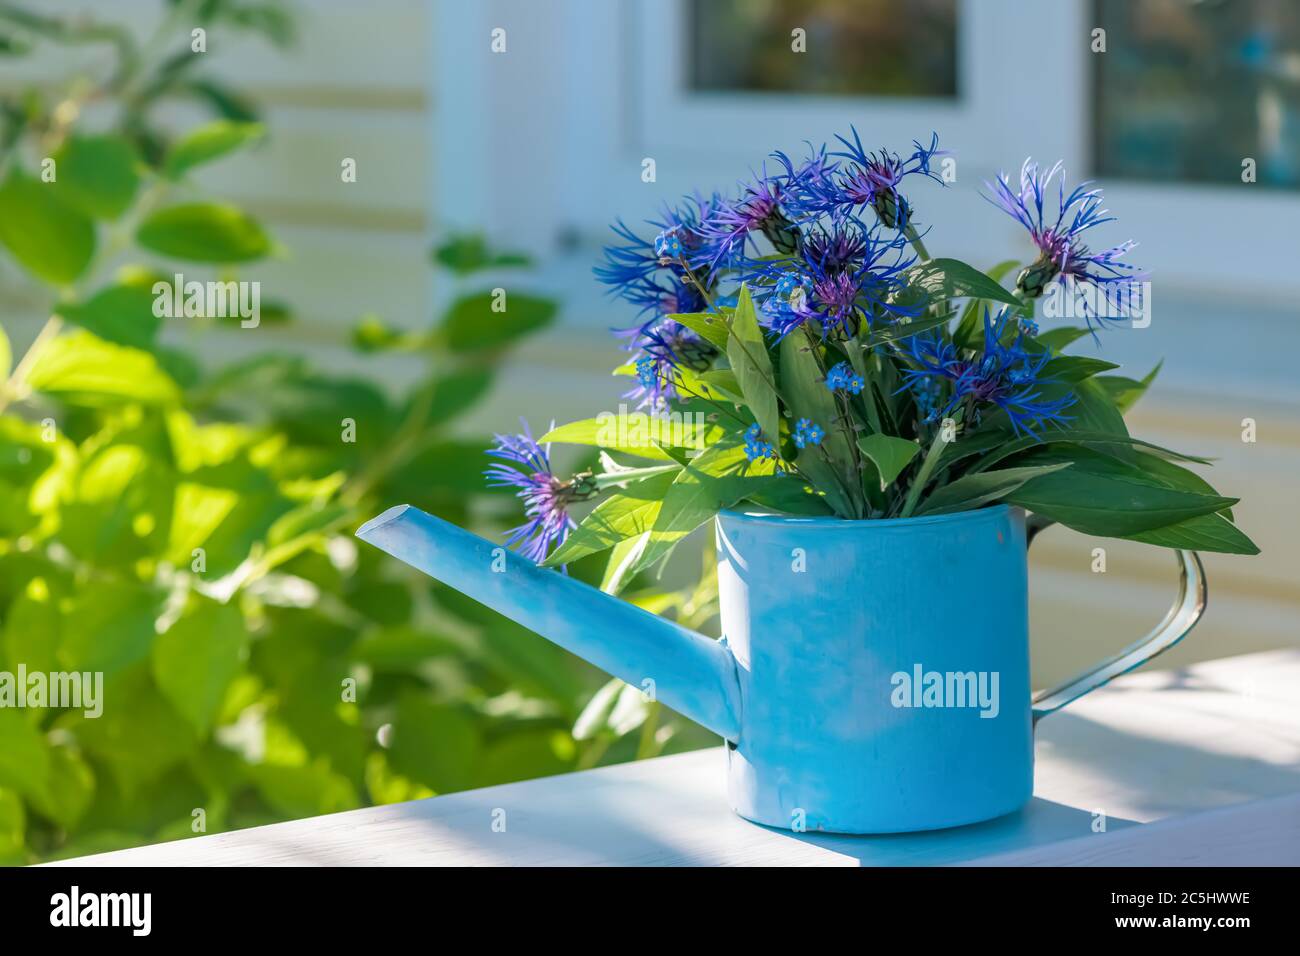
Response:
[1025,514,1208,725]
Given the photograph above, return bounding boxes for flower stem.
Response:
[898,423,950,518]
[903,222,932,262]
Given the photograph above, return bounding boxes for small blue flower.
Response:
[743,423,777,461]
[774,271,811,299]
[654,230,683,260]
[825,361,865,395]
[1018,316,1039,337]
[793,418,824,449]
[910,375,944,425]
[634,356,659,389]
[485,421,596,562]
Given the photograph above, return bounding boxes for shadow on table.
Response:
[761,798,1139,866]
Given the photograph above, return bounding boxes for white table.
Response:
[54,650,1300,866]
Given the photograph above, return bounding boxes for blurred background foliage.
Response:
[0,0,714,864]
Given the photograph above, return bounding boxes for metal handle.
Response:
[1026,516,1208,724]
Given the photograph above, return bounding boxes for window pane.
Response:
[688,0,958,98]
[1094,0,1300,189]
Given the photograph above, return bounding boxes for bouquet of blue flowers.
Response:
[487,130,1257,587]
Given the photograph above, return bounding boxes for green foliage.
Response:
[0,2,714,864]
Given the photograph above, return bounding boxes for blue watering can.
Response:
[357,502,1205,834]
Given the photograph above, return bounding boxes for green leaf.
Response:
[779,329,858,513]
[25,745,94,831]
[153,598,248,733]
[973,431,1212,475]
[387,694,479,793]
[0,322,10,379]
[1034,326,1090,353]
[52,135,140,220]
[0,787,24,862]
[599,533,651,595]
[694,369,745,403]
[61,442,174,565]
[0,168,95,285]
[541,413,719,460]
[66,671,196,794]
[738,475,835,516]
[1125,511,1259,555]
[28,330,180,405]
[1041,355,1121,383]
[870,309,959,345]
[725,285,779,443]
[0,709,48,801]
[58,580,164,678]
[633,440,761,572]
[899,257,1023,309]
[856,434,920,489]
[440,291,555,352]
[432,234,529,274]
[1005,449,1237,536]
[667,311,730,351]
[952,260,1020,348]
[1096,361,1162,415]
[164,120,264,178]
[544,472,676,566]
[136,203,271,263]
[57,283,162,349]
[917,463,1071,515]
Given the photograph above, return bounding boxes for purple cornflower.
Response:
[696,163,801,273]
[985,159,1147,323]
[793,418,825,449]
[485,421,596,562]
[809,129,946,229]
[903,309,1075,436]
[825,361,865,395]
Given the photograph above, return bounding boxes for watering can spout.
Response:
[356,505,742,741]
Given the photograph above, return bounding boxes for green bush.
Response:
[0,2,713,863]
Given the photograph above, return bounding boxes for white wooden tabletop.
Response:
[54,649,1300,866]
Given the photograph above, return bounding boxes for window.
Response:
[688,0,959,98]
[1094,0,1300,189]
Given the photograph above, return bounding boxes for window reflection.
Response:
[1094,0,1300,189]
[688,0,958,99]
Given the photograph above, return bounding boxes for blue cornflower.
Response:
[596,193,721,322]
[757,216,917,339]
[805,129,947,228]
[984,159,1147,323]
[903,309,1075,436]
[743,423,777,461]
[485,421,596,562]
[793,418,825,449]
[825,361,865,395]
